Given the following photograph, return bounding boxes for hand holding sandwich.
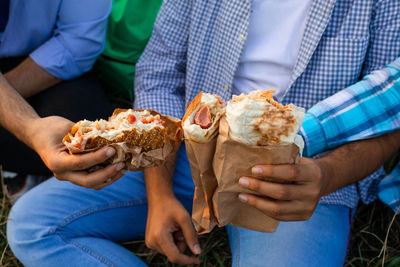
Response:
[29,116,126,189]
[0,74,124,189]
[238,130,400,221]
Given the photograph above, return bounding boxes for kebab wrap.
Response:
[212,90,305,232]
[182,92,225,234]
[227,90,305,146]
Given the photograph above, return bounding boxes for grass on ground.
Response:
[1,173,400,266]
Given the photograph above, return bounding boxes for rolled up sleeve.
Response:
[30,0,112,80]
[301,58,400,157]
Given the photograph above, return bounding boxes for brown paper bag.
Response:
[185,137,219,234]
[212,117,300,233]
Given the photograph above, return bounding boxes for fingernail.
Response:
[252,167,262,175]
[106,148,116,157]
[239,178,249,187]
[116,162,125,171]
[238,194,248,203]
[193,244,201,255]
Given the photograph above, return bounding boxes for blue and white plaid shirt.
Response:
[300,58,400,210]
[135,0,400,208]
[301,58,400,158]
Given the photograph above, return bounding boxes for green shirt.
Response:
[95,0,162,106]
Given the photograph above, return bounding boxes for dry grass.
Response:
[0,168,23,267]
[1,172,400,266]
[346,202,400,267]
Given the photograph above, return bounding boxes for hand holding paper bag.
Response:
[212,117,302,232]
[184,90,305,233]
[238,157,327,222]
[212,90,305,232]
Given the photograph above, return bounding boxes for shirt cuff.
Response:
[29,37,83,80]
[300,113,328,157]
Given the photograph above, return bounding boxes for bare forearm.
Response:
[144,144,181,204]
[0,74,40,148]
[318,130,400,196]
[5,57,61,98]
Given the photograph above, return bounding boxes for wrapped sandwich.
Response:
[63,109,182,171]
[182,91,225,234]
[226,90,304,146]
[212,90,305,232]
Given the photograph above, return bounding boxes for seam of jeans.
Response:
[48,199,149,234]
[57,232,116,267]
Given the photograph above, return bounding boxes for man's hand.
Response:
[0,74,123,189]
[144,149,201,265]
[29,116,126,190]
[238,158,327,221]
[238,131,400,222]
[145,196,201,265]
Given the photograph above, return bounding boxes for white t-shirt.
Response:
[232,0,313,100]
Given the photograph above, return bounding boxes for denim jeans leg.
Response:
[227,204,354,267]
[8,173,149,267]
[7,145,195,267]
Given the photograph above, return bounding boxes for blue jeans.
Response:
[7,145,353,267]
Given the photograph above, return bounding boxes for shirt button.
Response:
[224,85,229,91]
[239,34,246,42]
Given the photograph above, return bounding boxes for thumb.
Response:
[179,215,201,255]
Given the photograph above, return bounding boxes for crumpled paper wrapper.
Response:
[84,139,175,173]
[212,117,302,232]
[185,137,218,234]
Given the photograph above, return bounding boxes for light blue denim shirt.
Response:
[0,0,112,80]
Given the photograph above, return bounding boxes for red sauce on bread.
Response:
[127,114,136,124]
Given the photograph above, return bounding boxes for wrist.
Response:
[11,115,42,151]
[148,194,178,213]
[26,117,47,151]
[144,165,177,206]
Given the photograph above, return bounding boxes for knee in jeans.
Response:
[7,189,52,255]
